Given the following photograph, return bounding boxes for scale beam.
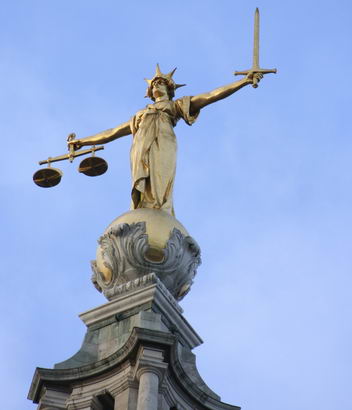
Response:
[38,146,104,166]
[34,141,107,188]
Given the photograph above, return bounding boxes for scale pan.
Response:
[79,156,108,177]
[33,167,62,188]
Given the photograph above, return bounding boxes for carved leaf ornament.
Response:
[91,222,201,301]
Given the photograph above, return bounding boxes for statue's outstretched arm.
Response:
[69,121,131,150]
[189,74,260,116]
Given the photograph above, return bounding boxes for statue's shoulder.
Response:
[133,106,148,118]
[174,96,199,126]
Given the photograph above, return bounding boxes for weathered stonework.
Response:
[28,209,240,409]
[28,274,240,410]
[91,222,201,301]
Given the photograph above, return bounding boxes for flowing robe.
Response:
[129,96,199,215]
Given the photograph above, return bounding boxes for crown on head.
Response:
[145,64,186,100]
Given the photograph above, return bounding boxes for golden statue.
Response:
[32,8,277,298]
[68,66,263,215]
[35,8,276,215]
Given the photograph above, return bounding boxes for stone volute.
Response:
[91,208,201,301]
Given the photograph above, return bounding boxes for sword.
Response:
[234,8,277,88]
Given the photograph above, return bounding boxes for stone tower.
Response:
[28,209,240,410]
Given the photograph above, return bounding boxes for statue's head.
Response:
[145,64,185,101]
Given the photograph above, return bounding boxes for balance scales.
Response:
[33,133,107,188]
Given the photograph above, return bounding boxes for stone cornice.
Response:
[29,325,240,409]
[169,343,241,410]
[80,273,183,326]
[79,273,203,350]
[28,327,175,403]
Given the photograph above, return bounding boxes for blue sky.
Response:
[1,1,352,409]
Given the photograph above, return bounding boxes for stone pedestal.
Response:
[29,210,240,409]
[91,209,201,302]
[28,273,240,410]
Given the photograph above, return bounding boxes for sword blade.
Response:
[253,8,260,70]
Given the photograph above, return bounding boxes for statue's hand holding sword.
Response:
[235,8,277,87]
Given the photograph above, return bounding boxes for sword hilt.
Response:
[234,68,277,76]
[234,68,277,88]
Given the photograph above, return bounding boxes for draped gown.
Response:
[129,96,199,215]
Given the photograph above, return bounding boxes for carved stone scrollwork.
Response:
[91,222,201,301]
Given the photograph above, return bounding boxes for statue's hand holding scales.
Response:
[34,8,276,215]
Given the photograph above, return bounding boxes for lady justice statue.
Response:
[29,13,278,410]
[68,65,263,216]
[37,8,276,300]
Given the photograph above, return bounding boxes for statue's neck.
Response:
[154,96,170,103]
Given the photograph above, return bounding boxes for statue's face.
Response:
[152,78,169,99]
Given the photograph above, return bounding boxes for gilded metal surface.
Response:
[38,145,104,166]
[33,8,275,207]
[33,167,62,188]
[67,133,76,163]
[95,209,189,284]
[78,156,108,177]
[234,8,277,87]
[67,62,266,213]
[35,139,105,187]
[105,208,188,249]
